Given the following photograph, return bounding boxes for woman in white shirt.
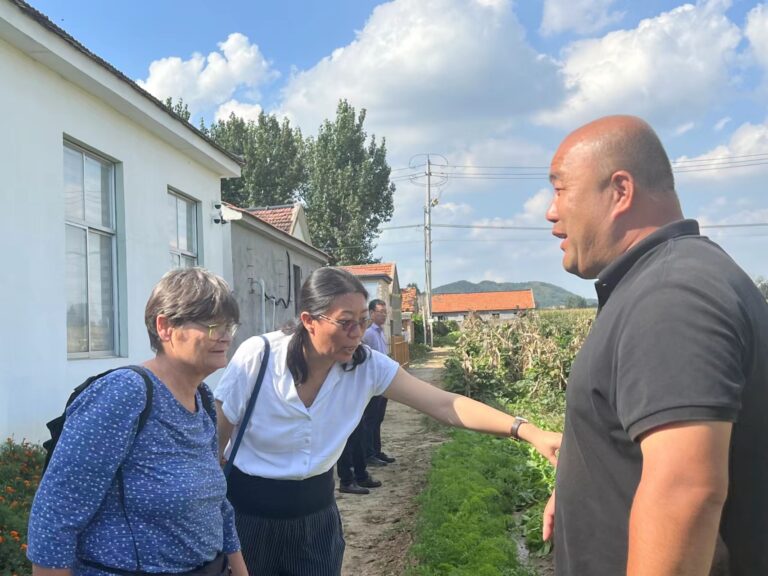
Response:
[215,267,560,576]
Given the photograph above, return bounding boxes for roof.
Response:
[431,290,535,314]
[222,203,328,261]
[247,205,294,234]
[6,0,242,168]
[401,287,418,313]
[339,263,396,281]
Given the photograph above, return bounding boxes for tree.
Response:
[206,112,306,208]
[565,295,588,309]
[163,97,191,122]
[301,100,395,265]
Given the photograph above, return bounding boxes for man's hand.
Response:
[543,490,556,542]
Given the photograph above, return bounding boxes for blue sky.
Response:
[30,0,768,297]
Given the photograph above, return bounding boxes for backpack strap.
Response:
[198,383,216,422]
[223,335,270,478]
[124,366,154,434]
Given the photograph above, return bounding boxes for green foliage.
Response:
[409,309,593,571]
[0,439,45,576]
[433,331,460,347]
[412,313,425,345]
[207,112,306,208]
[442,311,593,408]
[301,100,395,264]
[407,431,544,576]
[163,96,191,122]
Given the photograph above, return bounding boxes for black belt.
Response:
[227,466,335,518]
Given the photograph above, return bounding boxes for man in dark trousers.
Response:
[543,115,768,576]
[362,299,396,466]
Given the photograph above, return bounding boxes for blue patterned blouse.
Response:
[27,368,239,574]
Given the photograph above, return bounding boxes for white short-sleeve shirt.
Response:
[214,330,399,480]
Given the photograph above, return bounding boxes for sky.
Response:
[29,0,768,298]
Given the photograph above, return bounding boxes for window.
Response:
[64,142,117,356]
[492,313,500,320]
[293,265,302,315]
[168,190,198,268]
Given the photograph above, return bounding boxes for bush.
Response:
[433,331,459,347]
[0,439,44,576]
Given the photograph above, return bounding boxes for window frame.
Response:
[168,188,199,268]
[64,140,119,359]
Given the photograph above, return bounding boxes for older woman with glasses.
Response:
[215,267,561,576]
[28,267,247,576]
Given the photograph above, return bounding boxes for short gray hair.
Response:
[145,267,239,352]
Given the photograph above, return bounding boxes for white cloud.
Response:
[137,33,277,113]
[215,99,263,122]
[746,3,768,70]
[536,0,741,128]
[278,0,561,152]
[469,188,552,240]
[674,122,695,136]
[540,0,624,36]
[674,120,768,182]
[714,116,732,131]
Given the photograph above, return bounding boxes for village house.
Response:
[0,0,242,441]
[432,290,536,324]
[221,203,328,349]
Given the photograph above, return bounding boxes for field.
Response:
[407,310,594,575]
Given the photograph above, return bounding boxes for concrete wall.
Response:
[0,35,230,441]
[229,222,325,351]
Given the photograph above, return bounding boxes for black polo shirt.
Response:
[554,219,768,576]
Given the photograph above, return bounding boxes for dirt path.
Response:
[337,348,451,576]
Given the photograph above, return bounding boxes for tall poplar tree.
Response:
[301,100,395,264]
[207,112,306,208]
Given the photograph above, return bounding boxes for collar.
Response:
[594,219,700,308]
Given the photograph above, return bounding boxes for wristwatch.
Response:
[510,416,528,441]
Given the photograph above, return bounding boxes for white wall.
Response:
[229,221,326,351]
[0,37,230,441]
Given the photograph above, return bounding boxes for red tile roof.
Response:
[247,205,294,233]
[432,290,535,314]
[339,263,395,280]
[401,287,418,313]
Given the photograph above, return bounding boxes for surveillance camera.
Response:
[212,201,222,210]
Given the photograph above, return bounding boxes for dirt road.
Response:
[337,349,450,576]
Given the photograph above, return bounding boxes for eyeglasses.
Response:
[190,322,239,340]
[315,314,369,333]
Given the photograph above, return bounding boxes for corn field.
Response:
[443,310,594,424]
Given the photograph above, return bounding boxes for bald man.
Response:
[543,115,768,576]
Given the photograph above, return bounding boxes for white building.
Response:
[0,0,241,441]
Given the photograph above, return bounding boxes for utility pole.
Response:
[424,156,434,347]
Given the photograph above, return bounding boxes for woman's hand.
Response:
[519,424,561,466]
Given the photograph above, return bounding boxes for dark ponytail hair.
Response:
[284,267,369,384]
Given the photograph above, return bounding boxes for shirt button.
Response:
[305,438,310,444]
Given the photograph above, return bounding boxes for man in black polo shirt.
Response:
[543,115,768,576]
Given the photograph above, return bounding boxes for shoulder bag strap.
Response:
[223,335,270,478]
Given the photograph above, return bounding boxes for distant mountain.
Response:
[432,280,596,309]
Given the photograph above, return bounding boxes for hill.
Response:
[432,280,596,309]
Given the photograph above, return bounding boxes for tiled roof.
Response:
[247,205,295,233]
[339,263,395,280]
[432,290,535,314]
[401,287,418,313]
